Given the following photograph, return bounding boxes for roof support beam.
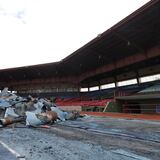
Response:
[113,31,144,53]
[80,46,160,82]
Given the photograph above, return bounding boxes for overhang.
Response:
[0,0,160,87]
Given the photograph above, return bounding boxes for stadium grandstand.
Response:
[0,0,160,114]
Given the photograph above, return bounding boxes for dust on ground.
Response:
[0,116,160,160]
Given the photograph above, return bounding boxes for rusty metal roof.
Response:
[0,0,160,83]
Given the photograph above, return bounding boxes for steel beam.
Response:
[79,46,160,82]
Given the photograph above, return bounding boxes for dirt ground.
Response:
[0,116,160,160]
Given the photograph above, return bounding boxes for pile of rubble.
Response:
[0,88,80,128]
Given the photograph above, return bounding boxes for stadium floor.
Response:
[81,112,160,121]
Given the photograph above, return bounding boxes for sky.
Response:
[0,0,150,69]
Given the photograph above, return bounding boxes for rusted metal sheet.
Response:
[0,117,24,127]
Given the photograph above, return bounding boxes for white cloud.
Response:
[0,0,149,69]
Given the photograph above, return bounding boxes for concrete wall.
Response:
[105,102,122,113]
[58,106,82,111]
[140,105,156,114]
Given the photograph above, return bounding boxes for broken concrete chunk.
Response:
[26,111,58,126]
[26,111,44,126]
[0,99,11,109]
[65,111,80,120]
[4,108,19,118]
[51,107,68,121]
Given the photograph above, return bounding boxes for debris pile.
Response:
[0,88,80,128]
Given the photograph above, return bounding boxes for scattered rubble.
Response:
[0,88,80,128]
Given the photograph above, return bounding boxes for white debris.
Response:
[26,112,44,126]
[0,87,80,127]
[51,106,68,121]
[4,108,19,118]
